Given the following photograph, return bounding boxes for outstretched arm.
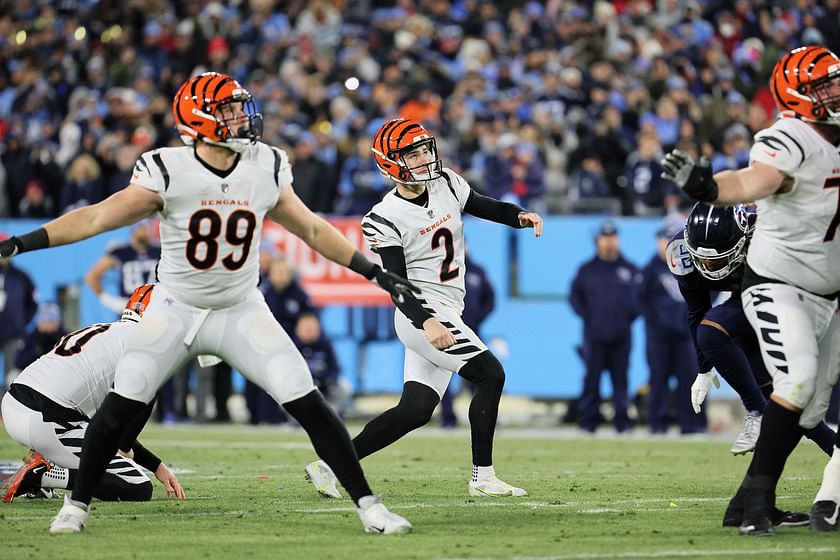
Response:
[0,185,163,257]
[463,190,543,236]
[267,186,419,299]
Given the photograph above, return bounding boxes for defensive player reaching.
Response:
[305,118,542,499]
[662,46,840,534]
[1,285,184,503]
[0,72,418,535]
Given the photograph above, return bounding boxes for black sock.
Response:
[283,390,372,505]
[803,422,837,456]
[352,381,438,460]
[747,400,802,488]
[71,393,147,505]
[458,351,505,466]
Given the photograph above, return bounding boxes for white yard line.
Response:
[440,548,840,560]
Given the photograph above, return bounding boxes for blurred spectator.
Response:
[0,239,37,392]
[13,302,67,371]
[18,179,54,218]
[293,314,349,418]
[569,222,641,433]
[291,132,336,214]
[618,131,672,216]
[60,154,105,214]
[483,132,545,208]
[337,135,390,215]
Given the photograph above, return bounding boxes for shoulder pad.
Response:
[665,236,694,276]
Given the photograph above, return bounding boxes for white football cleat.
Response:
[49,496,89,534]
[304,460,342,499]
[731,411,762,455]
[469,476,528,497]
[357,495,412,534]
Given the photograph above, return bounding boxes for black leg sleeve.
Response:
[458,351,505,467]
[746,400,803,490]
[283,389,372,505]
[352,381,439,460]
[71,393,147,505]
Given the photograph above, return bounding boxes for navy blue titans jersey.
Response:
[107,243,161,298]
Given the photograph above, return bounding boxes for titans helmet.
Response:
[684,202,755,280]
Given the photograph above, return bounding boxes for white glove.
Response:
[98,292,127,314]
[690,371,720,414]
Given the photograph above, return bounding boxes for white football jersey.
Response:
[13,320,137,419]
[131,142,290,308]
[747,117,840,295]
[362,168,470,311]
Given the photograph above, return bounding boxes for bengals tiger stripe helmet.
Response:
[371,118,442,184]
[172,72,263,152]
[122,284,155,322]
[770,45,840,125]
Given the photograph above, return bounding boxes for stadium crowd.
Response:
[1,0,837,220]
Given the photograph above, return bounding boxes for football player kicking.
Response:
[1,285,185,503]
[0,72,418,535]
[305,118,542,500]
[662,46,840,535]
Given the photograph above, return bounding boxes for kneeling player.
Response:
[1,284,185,502]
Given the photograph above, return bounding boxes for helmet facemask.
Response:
[204,94,263,153]
[685,235,747,280]
[803,66,840,126]
[390,139,442,184]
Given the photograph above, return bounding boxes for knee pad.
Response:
[459,351,506,388]
[696,323,731,355]
[395,382,439,428]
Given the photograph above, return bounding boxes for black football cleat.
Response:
[739,488,775,536]
[811,500,840,532]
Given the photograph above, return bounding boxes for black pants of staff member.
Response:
[577,338,632,433]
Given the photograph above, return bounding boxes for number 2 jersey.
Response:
[747,117,840,295]
[362,168,470,312]
[11,320,137,419]
[130,143,290,308]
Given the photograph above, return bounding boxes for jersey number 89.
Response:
[186,209,257,270]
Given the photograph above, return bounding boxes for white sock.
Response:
[814,449,840,503]
[358,495,379,509]
[472,465,494,483]
[41,466,70,489]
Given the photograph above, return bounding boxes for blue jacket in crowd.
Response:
[0,263,37,342]
[570,255,641,342]
[262,279,317,333]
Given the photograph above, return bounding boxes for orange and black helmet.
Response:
[770,45,840,125]
[371,118,442,184]
[122,284,155,322]
[172,72,263,152]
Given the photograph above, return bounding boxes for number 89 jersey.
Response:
[362,168,470,311]
[131,143,290,308]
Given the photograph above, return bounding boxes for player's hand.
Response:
[518,212,543,237]
[423,317,456,350]
[155,463,187,499]
[0,236,19,259]
[690,371,720,414]
[661,150,718,202]
[373,266,421,301]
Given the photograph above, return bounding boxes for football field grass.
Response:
[0,423,837,560]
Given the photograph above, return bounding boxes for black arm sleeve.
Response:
[377,245,432,328]
[119,401,155,453]
[131,441,162,472]
[463,190,525,228]
[679,283,714,372]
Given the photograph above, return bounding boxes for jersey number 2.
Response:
[824,177,840,242]
[431,228,459,282]
[186,209,257,270]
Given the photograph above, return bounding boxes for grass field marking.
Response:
[136,439,312,449]
[439,547,840,560]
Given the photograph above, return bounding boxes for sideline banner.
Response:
[263,217,392,306]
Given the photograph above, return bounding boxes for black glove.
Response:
[372,265,421,301]
[661,150,718,202]
[0,237,19,258]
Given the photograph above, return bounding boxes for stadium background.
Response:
[1,0,834,412]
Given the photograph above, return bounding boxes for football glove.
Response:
[690,371,720,414]
[372,266,421,302]
[661,150,718,202]
[0,237,19,258]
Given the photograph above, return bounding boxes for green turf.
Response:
[0,424,837,559]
